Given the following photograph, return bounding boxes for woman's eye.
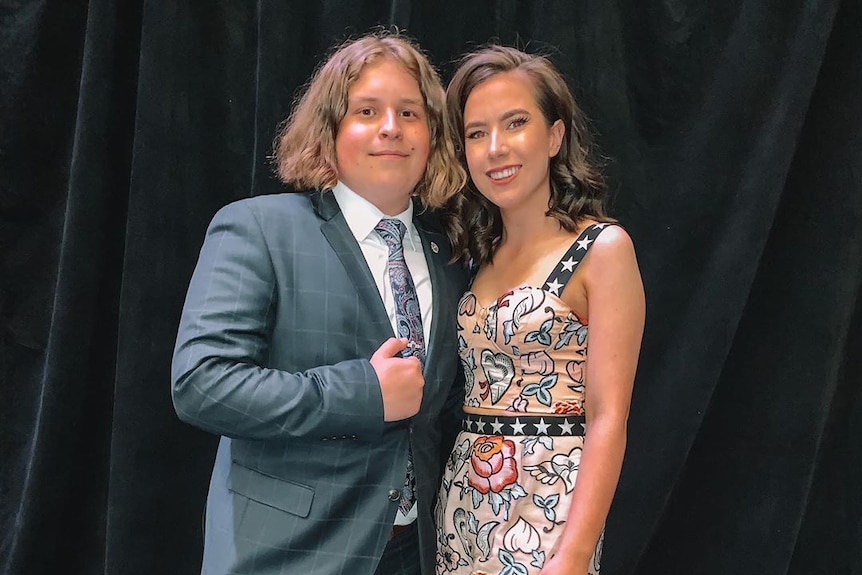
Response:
[508,116,528,129]
[466,130,484,140]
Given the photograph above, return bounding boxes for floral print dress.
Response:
[435,224,611,575]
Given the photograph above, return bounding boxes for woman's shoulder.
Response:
[581,221,634,256]
[580,222,641,294]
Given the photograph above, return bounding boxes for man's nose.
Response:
[379,109,402,138]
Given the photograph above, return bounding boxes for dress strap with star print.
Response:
[542,223,614,297]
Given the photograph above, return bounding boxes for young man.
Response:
[171,32,466,575]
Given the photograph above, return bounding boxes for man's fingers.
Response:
[371,337,409,361]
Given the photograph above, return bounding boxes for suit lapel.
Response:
[312,191,393,341]
[415,215,450,378]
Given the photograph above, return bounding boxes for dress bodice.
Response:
[457,223,612,416]
[458,285,589,415]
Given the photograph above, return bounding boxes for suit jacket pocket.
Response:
[228,461,314,518]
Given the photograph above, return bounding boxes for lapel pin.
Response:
[430,241,439,253]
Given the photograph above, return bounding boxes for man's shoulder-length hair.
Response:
[272,31,465,208]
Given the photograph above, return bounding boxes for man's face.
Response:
[335,58,431,215]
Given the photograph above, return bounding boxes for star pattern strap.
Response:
[462,413,586,437]
[543,223,613,296]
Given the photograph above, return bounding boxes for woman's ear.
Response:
[549,119,565,157]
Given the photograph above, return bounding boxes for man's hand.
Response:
[371,338,425,422]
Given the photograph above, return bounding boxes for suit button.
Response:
[388,489,400,502]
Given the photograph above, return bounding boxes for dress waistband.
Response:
[462,412,586,437]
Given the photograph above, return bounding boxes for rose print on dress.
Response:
[468,436,518,494]
[463,436,527,520]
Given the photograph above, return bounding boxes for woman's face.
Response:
[462,70,563,215]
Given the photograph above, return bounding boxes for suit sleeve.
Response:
[439,359,466,470]
[438,260,469,466]
[171,201,385,441]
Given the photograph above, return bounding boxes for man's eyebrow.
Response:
[347,96,424,106]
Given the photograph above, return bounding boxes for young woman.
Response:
[435,46,645,575]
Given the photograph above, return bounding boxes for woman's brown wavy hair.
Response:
[443,46,612,265]
[273,31,465,208]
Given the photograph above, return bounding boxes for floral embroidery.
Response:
[498,549,529,575]
[520,350,554,376]
[457,286,588,414]
[552,400,584,415]
[459,293,477,317]
[468,436,518,494]
[437,541,467,572]
[532,494,565,530]
[503,517,541,554]
[520,374,558,407]
[524,317,554,346]
[506,396,528,412]
[555,313,588,350]
[442,226,608,575]
[523,446,582,494]
[461,346,476,398]
[479,350,515,405]
[460,436,527,520]
[565,359,585,386]
[520,435,553,456]
[447,508,498,563]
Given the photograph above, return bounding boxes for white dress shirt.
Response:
[332,181,433,524]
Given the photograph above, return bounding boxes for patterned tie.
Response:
[375,218,424,514]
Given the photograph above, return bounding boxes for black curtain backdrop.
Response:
[1,1,860,574]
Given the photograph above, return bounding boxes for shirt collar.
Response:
[331,181,419,248]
